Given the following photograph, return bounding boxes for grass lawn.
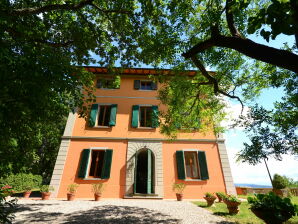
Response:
[193,196,298,224]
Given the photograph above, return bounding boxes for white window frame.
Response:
[83,147,108,180]
[138,104,154,129]
[95,103,112,128]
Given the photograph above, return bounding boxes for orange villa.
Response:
[50,67,236,199]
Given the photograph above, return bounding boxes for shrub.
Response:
[215,192,226,199]
[204,192,216,199]
[40,185,54,193]
[172,183,186,194]
[0,185,17,224]
[67,184,79,194]
[0,173,42,192]
[272,174,289,189]
[224,195,241,203]
[91,183,105,194]
[248,192,297,223]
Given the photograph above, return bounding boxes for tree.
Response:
[0,0,297,176]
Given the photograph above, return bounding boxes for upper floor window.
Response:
[140,106,153,127]
[134,80,157,90]
[98,105,112,126]
[88,104,117,127]
[96,76,120,89]
[131,105,159,128]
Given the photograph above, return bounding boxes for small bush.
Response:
[204,192,216,199]
[67,184,79,194]
[272,174,289,189]
[172,183,186,194]
[224,195,241,203]
[91,183,105,194]
[216,192,226,199]
[248,192,297,223]
[0,173,42,192]
[40,185,54,193]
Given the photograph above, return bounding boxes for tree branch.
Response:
[226,0,241,37]
[190,56,244,112]
[5,0,132,16]
[183,29,298,73]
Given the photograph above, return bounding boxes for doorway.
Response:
[134,148,154,194]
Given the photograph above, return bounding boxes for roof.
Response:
[82,66,199,76]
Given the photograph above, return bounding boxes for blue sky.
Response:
[225,34,298,185]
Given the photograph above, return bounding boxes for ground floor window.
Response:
[176,150,209,180]
[89,150,105,178]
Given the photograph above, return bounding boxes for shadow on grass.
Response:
[15,205,181,224]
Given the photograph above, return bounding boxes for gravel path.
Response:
[14,199,232,224]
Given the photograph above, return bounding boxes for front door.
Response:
[134,148,154,194]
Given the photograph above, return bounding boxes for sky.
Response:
[224,34,297,186]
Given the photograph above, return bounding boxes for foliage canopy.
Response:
[0,0,297,176]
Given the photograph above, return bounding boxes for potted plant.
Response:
[223,195,241,215]
[248,192,297,224]
[22,181,34,198]
[172,183,186,201]
[67,183,79,201]
[91,183,105,201]
[203,192,217,207]
[1,185,13,198]
[215,192,226,202]
[40,185,54,200]
[272,174,288,197]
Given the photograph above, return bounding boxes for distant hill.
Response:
[235,183,272,188]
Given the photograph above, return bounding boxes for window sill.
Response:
[183,179,203,182]
[137,127,155,129]
[138,89,156,91]
[93,126,111,129]
[83,178,103,180]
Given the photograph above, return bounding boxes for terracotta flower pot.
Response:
[23,191,32,198]
[67,193,75,201]
[94,193,102,201]
[224,200,241,215]
[204,197,216,207]
[176,193,183,201]
[41,192,51,200]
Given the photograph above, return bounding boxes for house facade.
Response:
[50,67,236,199]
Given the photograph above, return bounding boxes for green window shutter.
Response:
[78,149,90,178]
[176,151,186,179]
[101,149,113,179]
[131,105,139,128]
[198,151,209,180]
[89,104,98,127]
[109,104,117,126]
[151,105,159,128]
[151,82,157,90]
[134,80,140,89]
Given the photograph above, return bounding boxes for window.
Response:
[98,105,111,126]
[176,150,209,180]
[89,150,105,178]
[140,107,153,127]
[131,105,159,128]
[78,149,113,179]
[184,152,200,179]
[88,104,117,127]
[134,80,157,90]
[96,77,120,89]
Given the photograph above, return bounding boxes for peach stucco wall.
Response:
[162,141,226,199]
[57,139,127,198]
[72,76,216,140]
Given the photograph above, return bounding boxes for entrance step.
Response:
[124,194,163,199]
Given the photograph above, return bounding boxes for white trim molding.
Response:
[50,111,77,198]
